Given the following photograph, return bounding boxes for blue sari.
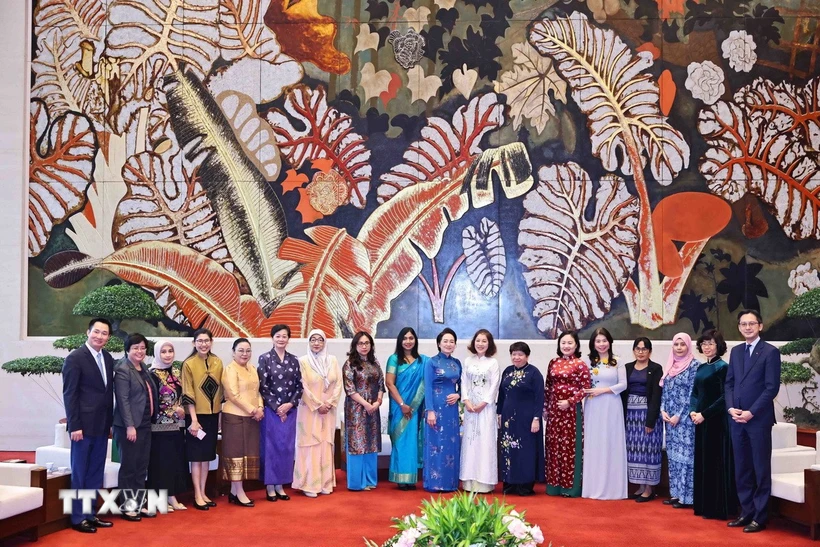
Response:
[387,354,427,484]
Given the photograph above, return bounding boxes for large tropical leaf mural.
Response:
[25,0,820,345]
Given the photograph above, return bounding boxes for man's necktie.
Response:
[96,351,106,387]
[743,344,752,375]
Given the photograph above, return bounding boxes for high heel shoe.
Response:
[266,492,278,502]
[120,512,142,521]
[228,493,255,507]
[275,491,290,501]
[205,500,217,507]
[192,500,210,511]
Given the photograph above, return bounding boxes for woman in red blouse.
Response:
[545,331,591,497]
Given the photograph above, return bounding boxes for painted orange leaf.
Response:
[381,73,402,107]
[29,99,98,257]
[98,241,265,337]
[263,0,351,74]
[274,226,372,337]
[652,192,731,277]
[637,42,660,61]
[282,169,309,194]
[357,143,533,332]
[312,158,334,173]
[659,69,676,116]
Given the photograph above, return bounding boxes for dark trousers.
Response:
[730,422,772,524]
[69,434,108,524]
[113,425,152,505]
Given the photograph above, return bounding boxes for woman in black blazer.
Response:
[113,333,159,521]
[621,337,663,502]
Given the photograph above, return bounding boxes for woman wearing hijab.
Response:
[147,340,189,511]
[660,333,701,509]
[385,327,427,490]
[293,329,343,497]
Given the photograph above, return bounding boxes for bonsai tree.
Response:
[1,356,65,408]
[72,282,164,340]
[780,287,820,427]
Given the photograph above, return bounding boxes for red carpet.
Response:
[1,452,814,547]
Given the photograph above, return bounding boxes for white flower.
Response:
[789,262,820,296]
[721,30,757,72]
[685,61,725,105]
[507,517,529,540]
[529,525,544,543]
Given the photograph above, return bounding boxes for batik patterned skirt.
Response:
[221,413,260,481]
[625,395,662,486]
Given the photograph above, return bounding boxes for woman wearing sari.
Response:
[293,329,342,497]
[385,327,427,490]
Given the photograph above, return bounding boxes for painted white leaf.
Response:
[359,62,392,103]
[494,41,567,135]
[743,77,820,151]
[355,23,380,54]
[529,12,689,184]
[407,64,441,104]
[403,7,431,32]
[462,217,506,298]
[518,162,640,336]
[217,91,282,181]
[34,0,106,44]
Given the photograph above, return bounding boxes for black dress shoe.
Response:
[397,484,409,491]
[662,498,678,505]
[671,501,693,509]
[72,520,97,533]
[140,510,157,518]
[228,493,255,507]
[89,516,113,528]
[743,521,766,533]
[635,492,657,503]
[192,500,210,511]
[275,491,290,500]
[727,516,752,528]
[266,493,278,502]
[205,500,217,507]
[120,513,142,522]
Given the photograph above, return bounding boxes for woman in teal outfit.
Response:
[385,327,427,490]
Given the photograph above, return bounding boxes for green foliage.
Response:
[365,492,545,547]
[787,288,820,318]
[783,407,820,429]
[781,338,816,356]
[1,356,64,376]
[72,284,163,321]
[781,361,814,385]
[53,334,126,353]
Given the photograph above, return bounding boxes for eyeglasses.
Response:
[357,341,371,347]
[738,322,759,328]
[309,337,324,343]
[634,347,649,352]
[700,340,716,347]
[195,339,211,344]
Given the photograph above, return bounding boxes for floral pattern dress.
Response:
[423,352,462,491]
[545,356,591,495]
[661,360,700,505]
[258,349,303,484]
[343,359,386,455]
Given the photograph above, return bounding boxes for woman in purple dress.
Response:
[258,324,303,502]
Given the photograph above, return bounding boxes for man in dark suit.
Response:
[62,317,116,533]
[725,309,781,533]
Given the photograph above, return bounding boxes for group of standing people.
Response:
[62,309,781,535]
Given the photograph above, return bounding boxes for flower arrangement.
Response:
[364,492,546,547]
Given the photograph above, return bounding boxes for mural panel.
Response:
[26,0,820,355]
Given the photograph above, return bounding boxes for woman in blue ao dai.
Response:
[661,332,700,508]
[423,328,462,492]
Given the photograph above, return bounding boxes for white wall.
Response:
[0,2,792,451]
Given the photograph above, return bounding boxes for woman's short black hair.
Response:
[125,333,148,353]
[232,337,251,351]
[509,341,530,356]
[697,329,727,357]
[270,324,291,338]
[468,329,497,357]
[632,337,653,351]
[557,331,582,358]
[436,328,457,351]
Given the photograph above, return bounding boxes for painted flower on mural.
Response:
[789,263,820,296]
[306,170,349,216]
[685,61,725,104]
[721,30,757,73]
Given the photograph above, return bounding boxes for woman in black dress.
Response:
[690,329,738,519]
[497,341,545,496]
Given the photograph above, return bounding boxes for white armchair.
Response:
[0,463,46,542]
[770,422,820,539]
[34,423,120,488]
